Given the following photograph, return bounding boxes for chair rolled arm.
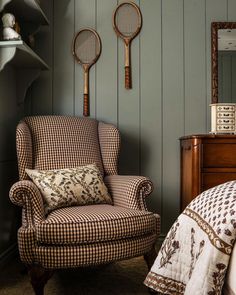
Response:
[9,180,45,226]
[104,175,154,211]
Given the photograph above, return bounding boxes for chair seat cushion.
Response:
[36,204,157,245]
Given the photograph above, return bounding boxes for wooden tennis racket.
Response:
[72,28,101,116]
[113,1,142,89]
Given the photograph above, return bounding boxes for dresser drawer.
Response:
[217,105,235,112]
[202,173,236,191]
[217,112,235,118]
[180,134,236,211]
[216,124,235,132]
[203,143,236,167]
[217,118,235,125]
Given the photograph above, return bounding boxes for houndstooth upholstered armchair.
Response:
[9,116,160,295]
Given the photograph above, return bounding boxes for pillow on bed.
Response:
[26,163,112,213]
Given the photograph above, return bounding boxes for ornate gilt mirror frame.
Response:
[211,22,236,103]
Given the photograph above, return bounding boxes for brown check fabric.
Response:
[36,204,157,244]
[24,116,104,175]
[9,116,160,268]
[16,121,33,180]
[18,227,37,264]
[9,180,45,226]
[104,175,154,211]
[98,122,120,175]
[35,234,157,269]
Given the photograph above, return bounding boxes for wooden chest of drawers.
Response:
[180,134,236,211]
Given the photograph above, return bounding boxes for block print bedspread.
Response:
[144,181,236,295]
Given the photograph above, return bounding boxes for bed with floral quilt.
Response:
[144,181,236,295]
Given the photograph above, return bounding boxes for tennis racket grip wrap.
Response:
[125,66,132,89]
[83,94,89,117]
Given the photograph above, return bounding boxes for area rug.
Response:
[0,256,151,295]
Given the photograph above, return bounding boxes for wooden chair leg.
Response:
[28,265,54,295]
[144,245,157,270]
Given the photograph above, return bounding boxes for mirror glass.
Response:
[211,22,236,103]
[218,29,236,103]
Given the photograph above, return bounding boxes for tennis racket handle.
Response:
[125,66,132,89]
[83,94,89,117]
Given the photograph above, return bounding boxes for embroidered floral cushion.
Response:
[26,164,112,213]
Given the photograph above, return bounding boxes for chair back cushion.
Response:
[18,116,104,179]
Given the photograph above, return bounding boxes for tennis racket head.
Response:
[72,28,101,67]
[113,1,142,41]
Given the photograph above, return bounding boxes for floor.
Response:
[0,256,151,295]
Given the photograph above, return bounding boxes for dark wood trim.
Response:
[180,134,236,210]
[180,133,236,140]
[180,139,201,211]
[211,22,236,104]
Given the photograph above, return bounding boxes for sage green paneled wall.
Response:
[0,62,22,255]
[29,0,236,234]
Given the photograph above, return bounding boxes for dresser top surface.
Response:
[180,134,236,140]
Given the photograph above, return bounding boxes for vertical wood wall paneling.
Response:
[30,0,54,115]
[228,0,236,21]
[184,0,207,134]
[140,0,162,215]
[74,0,96,118]
[0,162,18,253]
[162,0,184,233]
[206,0,227,131]
[24,89,32,116]
[0,67,20,254]
[53,0,75,115]
[0,67,19,162]
[96,0,118,124]
[118,0,141,175]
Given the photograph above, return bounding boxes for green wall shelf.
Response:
[0,0,49,25]
[0,0,49,104]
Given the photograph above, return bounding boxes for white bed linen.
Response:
[224,244,236,295]
[144,182,236,294]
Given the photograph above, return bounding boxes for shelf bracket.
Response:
[0,47,16,72]
[0,41,49,104]
[0,0,11,11]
